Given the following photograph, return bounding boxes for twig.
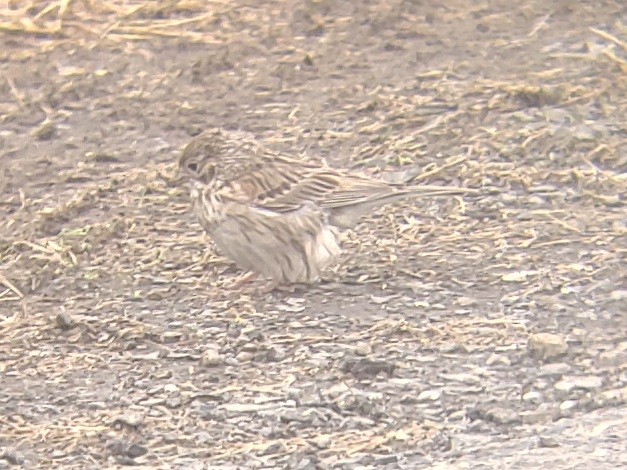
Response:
[590,27,627,51]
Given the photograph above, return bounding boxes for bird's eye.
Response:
[187,162,198,173]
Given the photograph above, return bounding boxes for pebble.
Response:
[55,312,74,330]
[528,333,568,361]
[417,389,442,401]
[597,349,626,368]
[538,436,560,448]
[538,363,571,376]
[486,353,511,366]
[554,375,603,393]
[560,400,579,412]
[520,405,558,424]
[355,342,372,356]
[164,384,179,394]
[595,386,627,406]
[112,412,144,428]
[522,391,543,403]
[236,351,254,363]
[312,435,331,449]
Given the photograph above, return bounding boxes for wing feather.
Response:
[230,161,397,213]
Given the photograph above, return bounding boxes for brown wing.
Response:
[229,160,399,213]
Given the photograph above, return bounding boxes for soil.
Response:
[1,0,625,468]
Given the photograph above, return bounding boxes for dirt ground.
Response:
[1,0,626,468]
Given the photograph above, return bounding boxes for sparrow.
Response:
[178,128,475,286]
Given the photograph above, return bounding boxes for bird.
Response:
[178,128,475,288]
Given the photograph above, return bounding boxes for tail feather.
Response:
[328,185,476,228]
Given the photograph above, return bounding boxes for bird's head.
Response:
[177,128,265,187]
[177,128,226,185]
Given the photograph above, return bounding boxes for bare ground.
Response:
[0,0,626,468]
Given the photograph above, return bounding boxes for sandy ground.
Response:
[1,0,625,468]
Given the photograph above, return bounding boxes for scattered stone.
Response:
[262,345,287,362]
[538,363,572,376]
[0,448,25,465]
[325,383,351,399]
[594,387,627,406]
[502,270,538,282]
[560,400,579,412]
[55,312,74,330]
[596,349,627,368]
[439,372,482,384]
[107,439,148,459]
[164,383,179,394]
[554,375,603,393]
[33,121,56,141]
[87,401,108,410]
[220,403,281,413]
[340,358,396,378]
[538,436,560,448]
[455,296,477,306]
[522,391,543,403]
[235,351,254,362]
[139,398,165,407]
[417,389,442,401]
[112,412,144,428]
[528,333,568,361]
[469,406,520,425]
[312,435,331,449]
[166,397,183,409]
[520,404,559,424]
[280,410,312,424]
[486,353,511,366]
[354,342,372,356]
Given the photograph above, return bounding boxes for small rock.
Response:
[340,358,396,378]
[166,397,183,409]
[139,398,164,407]
[526,195,545,205]
[325,383,351,399]
[164,384,179,394]
[153,369,172,379]
[455,296,477,306]
[236,351,254,363]
[312,435,331,449]
[594,386,627,406]
[528,333,568,361]
[33,121,56,141]
[112,412,144,428]
[470,406,520,425]
[554,375,603,393]
[107,440,148,459]
[55,312,74,330]
[522,391,543,403]
[538,363,571,376]
[502,270,538,282]
[439,372,482,384]
[0,448,25,465]
[162,433,179,444]
[263,346,286,362]
[538,436,560,448]
[597,349,626,368]
[87,401,107,410]
[126,444,148,459]
[560,400,578,412]
[417,389,441,401]
[486,353,511,366]
[520,405,559,424]
[354,342,372,356]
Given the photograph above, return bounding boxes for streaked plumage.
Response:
[178,128,474,285]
